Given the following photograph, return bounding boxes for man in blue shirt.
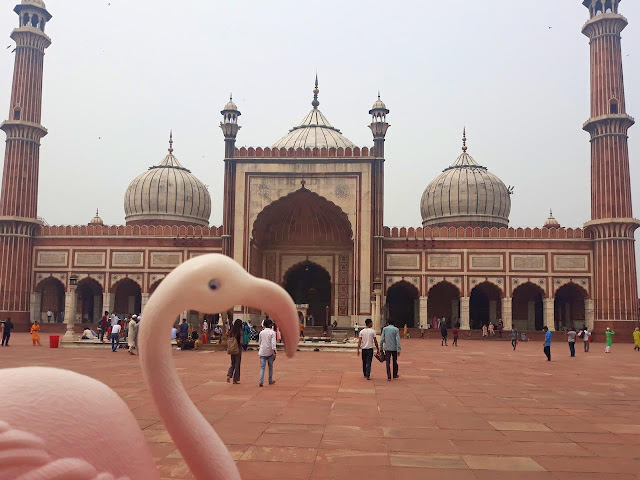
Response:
[381,321,401,381]
[543,326,552,361]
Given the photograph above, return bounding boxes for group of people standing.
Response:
[92,311,140,353]
[225,317,278,387]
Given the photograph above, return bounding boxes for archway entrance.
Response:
[427,282,460,328]
[76,278,103,323]
[512,282,544,331]
[555,283,587,331]
[113,279,141,317]
[470,282,503,329]
[386,281,419,328]
[284,262,331,327]
[36,277,65,323]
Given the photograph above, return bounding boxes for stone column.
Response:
[419,296,428,328]
[584,299,595,330]
[103,292,113,314]
[460,297,470,330]
[140,293,150,314]
[374,290,382,332]
[501,297,513,330]
[543,298,555,331]
[63,286,78,342]
[30,292,41,323]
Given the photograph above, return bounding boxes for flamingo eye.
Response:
[208,279,221,291]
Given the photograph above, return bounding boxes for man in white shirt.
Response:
[110,314,119,327]
[258,318,277,387]
[357,318,379,380]
[110,323,122,352]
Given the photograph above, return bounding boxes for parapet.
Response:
[383,226,589,240]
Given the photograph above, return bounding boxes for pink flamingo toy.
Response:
[0,254,299,479]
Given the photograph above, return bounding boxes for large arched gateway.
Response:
[284,262,331,327]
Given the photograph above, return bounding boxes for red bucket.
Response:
[49,335,60,348]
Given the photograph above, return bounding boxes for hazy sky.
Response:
[1,0,639,289]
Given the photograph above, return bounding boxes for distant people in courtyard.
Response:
[420,323,425,338]
[482,324,488,338]
[511,326,519,350]
[99,312,108,343]
[488,323,495,336]
[543,326,552,361]
[258,318,277,387]
[111,322,121,352]
[403,324,409,339]
[179,318,189,349]
[357,318,379,381]
[307,313,314,326]
[381,321,401,381]
[46,309,53,323]
[567,326,577,357]
[581,326,591,352]
[441,323,448,346]
[213,325,222,338]
[81,328,96,340]
[242,321,251,351]
[171,325,177,340]
[634,327,640,351]
[30,321,41,346]
[605,327,615,353]
[1,318,14,346]
[354,322,359,338]
[432,317,438,330]
[298,312,305,338]
[452,323,459,347]
[202,319,209,345]
[110,313,119,327]
[497,319,504,338]
[128,314,137,355]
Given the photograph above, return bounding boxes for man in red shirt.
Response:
[99,311,108,343]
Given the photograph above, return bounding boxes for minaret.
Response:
[220,95,241,257]
[0,0,52,325]
[368,94,389,299]
[582,0,639,331]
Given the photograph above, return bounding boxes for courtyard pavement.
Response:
[2,333,640,479]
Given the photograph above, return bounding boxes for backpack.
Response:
[227,336,239,355]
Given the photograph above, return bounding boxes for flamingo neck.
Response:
[139,301,240,480]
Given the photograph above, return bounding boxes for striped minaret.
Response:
[582,0,640,333]
[0,1,52,325]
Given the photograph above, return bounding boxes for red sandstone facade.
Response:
[0,1,637,336]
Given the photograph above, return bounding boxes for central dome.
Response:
[272,77,356,150]
[420,131,511,228]
[124,135,211,226]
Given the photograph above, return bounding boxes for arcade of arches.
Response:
[381,280,594,333]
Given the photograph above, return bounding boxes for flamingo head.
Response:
[146,253,299,356]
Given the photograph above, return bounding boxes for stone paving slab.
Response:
[2,333,640,479]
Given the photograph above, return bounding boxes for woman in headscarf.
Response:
[227,319,243,384]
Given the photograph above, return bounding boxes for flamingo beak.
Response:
[245,278,299,357]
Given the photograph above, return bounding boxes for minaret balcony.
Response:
[582,113,634,139]
[0,120,48,143]
[582,13,628,38]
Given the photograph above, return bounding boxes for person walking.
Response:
[605,327,615,353]
[30,321,41,346]
[99,312,108,343]
[452,323,459,347]
[441,323,448,346]
[488,323,495,337]
[420,323,425,339]
[1,318,14,346]
[178,318,189,349]
[357,319,379,380]
[110,322,121,352]
[543,326,552,361]
[242,321,251,351]
[510,326,519,351]
[567,326,577,357]
[258,318,277,387]
[381,321,401,381]
[127,315,137,355]
[227,319,243,384]
[582,326,591,352]
[633,327,640,351]
[482,324,488,338]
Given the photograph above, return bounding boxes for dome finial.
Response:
[168,130,174,154]
[312,73,320,109]
[462,127,468,153]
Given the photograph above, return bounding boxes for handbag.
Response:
[227,337,239,355]
[375,350,386,363]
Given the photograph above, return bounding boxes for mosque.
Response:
[0,0,638,338]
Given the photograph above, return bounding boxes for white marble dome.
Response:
[124,139,211,226]
[22,0,46,8]
[421,138,511,228]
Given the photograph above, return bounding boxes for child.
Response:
[634,327,640,351]
[452,323,459,347]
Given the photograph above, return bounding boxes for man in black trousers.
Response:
[1,317,14,346]
[357,319,379,380]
